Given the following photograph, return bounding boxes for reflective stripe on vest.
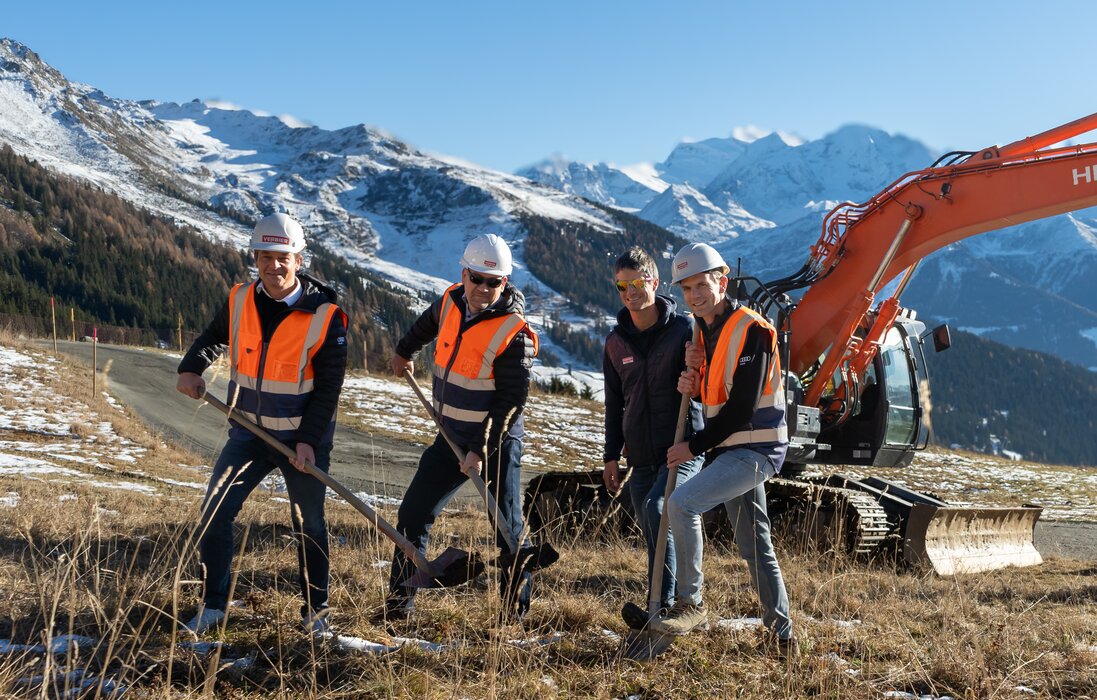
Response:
[700,306,788,450]
[226,282,341,442]
[432,284,538,442]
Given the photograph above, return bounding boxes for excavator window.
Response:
[880,326,917,446]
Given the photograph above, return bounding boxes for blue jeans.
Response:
[198,437,331,615]
[388,434,531,613]
[666,447,792,639]
[625,458,701,607]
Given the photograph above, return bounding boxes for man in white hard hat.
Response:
[651,242,796,657]
[601,246,703,630]
[176,213,348,637]
[383,233,539,624]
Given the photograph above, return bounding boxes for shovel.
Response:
[201,393,483,589]
[621,323,700,660]
[401,368,560,574]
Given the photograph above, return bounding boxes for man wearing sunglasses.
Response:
[384,233,539,625]
[602,247,703,631]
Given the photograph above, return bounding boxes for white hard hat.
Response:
[251,213,306,253]
[461,233,513,276]
[671,242,729,284]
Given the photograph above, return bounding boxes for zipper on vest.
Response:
[255,340,270,429]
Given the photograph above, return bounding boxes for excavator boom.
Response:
[791,112,1097,376]
[526,114,1097,577]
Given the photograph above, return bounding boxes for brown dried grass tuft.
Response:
[0,340,1095,698]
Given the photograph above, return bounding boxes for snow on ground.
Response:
[0,344,211,507]
[826,450,1097,522]
[2,341,1095,524]
[342,369,1097,518]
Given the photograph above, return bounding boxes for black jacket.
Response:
[178,272,348,448]
[395,283,536,460]
[603,295,704,467]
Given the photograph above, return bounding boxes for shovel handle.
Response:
[200,393,432,572]
[402,368,521,553]
[646,322,701,617]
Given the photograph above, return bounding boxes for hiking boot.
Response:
[649,600,708,636]
[183,607,225,635]
[303,609,331,637]
[621,601,668,630]
[767,633,800,660]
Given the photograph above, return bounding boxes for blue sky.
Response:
[5,1,1095,172]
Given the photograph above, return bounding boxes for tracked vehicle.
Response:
[527,113,1097,574]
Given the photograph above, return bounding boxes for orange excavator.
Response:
[526,112,1097,575]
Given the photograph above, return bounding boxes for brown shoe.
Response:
[764,632,799,659]
[649,600,709,636]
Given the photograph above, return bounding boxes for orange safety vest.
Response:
[699,305,787,450]
[226,282,343,444]
[432,284,538,445]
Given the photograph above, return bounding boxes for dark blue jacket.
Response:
[603,295,704,467]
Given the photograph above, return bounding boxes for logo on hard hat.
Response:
[676,261,689,270]
[262,235,291,245]
[483,260,497,268]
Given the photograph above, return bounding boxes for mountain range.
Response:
[2,37,1097,371]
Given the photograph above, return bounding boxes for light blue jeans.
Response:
[666,447,792,640]
[625,457,701,607]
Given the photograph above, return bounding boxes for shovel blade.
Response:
[402,547,484,589]
[620,628,675,660]
[495,543,560,574]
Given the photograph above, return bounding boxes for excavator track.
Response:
[764,477,893,557]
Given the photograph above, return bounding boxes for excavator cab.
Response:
[814,317,934,468]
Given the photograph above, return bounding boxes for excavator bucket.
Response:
[903,504,1043,575]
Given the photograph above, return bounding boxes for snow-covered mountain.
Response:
[520,123,1097,370]
[3,37,1097,370]
[0,38,634,305]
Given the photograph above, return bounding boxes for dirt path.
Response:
[1034,520,1097,562]
[46,341,449,502]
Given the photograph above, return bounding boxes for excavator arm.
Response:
[789,112,1097,412]
[526,114,1097,577]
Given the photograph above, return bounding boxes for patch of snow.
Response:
[0,634,97,655]
[391,636,450,653]
[958,325,1020,337]
[616,161,670,193]
[1082,327,1097,350]
[323,633,398,654]
[507,632,566,648]
[714,616,763,631]
[353,492,403,507]
[731,126,804,147]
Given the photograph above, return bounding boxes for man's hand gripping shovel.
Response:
[202,393,483,589]
[620,323,700,661]
[401,369,560,581]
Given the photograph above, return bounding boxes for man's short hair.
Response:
[614,247,658,280]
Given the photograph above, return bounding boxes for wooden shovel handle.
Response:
[201,393,430,569]
[647,322,701,616]
[402,369,520,553]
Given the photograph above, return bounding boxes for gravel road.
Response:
[47,341,444,501]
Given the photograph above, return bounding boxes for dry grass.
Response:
[1,335,1095,698]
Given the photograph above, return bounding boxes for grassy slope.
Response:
[0,337,1094,698]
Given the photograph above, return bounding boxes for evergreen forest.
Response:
[0,144,419,370]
